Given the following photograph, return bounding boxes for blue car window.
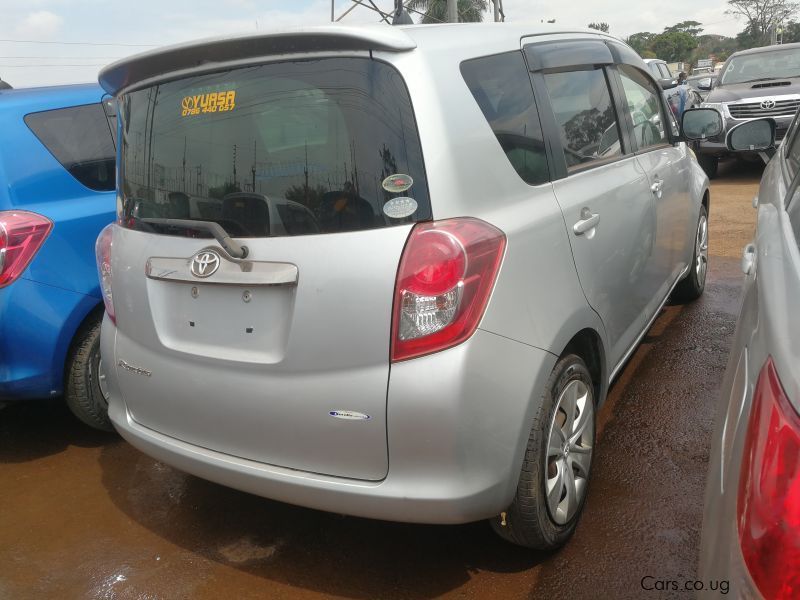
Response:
[25,103,116,192]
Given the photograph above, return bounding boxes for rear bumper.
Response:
[0,277,99,400]
[103,317,557,524]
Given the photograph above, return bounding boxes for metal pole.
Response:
[446,0,458,22]
[493,0,499,22]
[331,0,334,21]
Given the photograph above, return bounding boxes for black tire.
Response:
[672,204,708,304]
[491,354,596,549]
[65,317,113,431]
[697,154,718,179]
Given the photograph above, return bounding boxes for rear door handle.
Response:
[651,179,663,199]
[573,209,600,235]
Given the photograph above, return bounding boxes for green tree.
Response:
[406,0,488,23]
[588,22,610,32]
[626,32,655,55]
[651,30,698,62]
[664,20,704,37]
[780,20,800,42]
[726,0,800,46]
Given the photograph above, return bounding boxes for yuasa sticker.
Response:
[329,410,371,420]
[382,174,413,193]
[382,197,418,219]
[181,90,236,117]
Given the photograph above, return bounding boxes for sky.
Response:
[0,0,744,88]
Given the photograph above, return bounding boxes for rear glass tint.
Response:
[25,103,116,192]
[119,58,430,238]
[460,51,549,185]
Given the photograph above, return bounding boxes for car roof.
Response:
[728,41,800,58]
[99,23,618,94]
[0,82,105,114]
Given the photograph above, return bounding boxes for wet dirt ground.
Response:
[0,160,762,599]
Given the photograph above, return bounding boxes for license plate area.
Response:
[146,279,295,363]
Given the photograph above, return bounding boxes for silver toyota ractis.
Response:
[96,23,711,549]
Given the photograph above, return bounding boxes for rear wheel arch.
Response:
[559,328,607,408]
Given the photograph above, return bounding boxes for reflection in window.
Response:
[618,65,668,151]
[119,58,430,237]
[543,69,622,171]
[461,51,549,185]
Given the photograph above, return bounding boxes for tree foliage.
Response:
[406,0,488,23]
[626,32,655,55]
[588,22,610,32]
[651,31,698,62]
[664,20,704,37]
[726,0,800,46]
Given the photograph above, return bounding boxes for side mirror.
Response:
[697,77,712,91]
[726,119,776,152]
[660,79,678,90]
[682,108,723,140]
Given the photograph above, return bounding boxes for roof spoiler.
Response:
[99,25,416,95]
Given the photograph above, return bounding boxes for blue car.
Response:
[0,83,116,429]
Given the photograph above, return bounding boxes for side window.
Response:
[658,63,673,80]
[647,62,662,79]
[25,103,116,192]
[618,65,669,151]
[460,51,549,185]
[787,188,800,249]
[542,68,622,171]
[783,111,800,178]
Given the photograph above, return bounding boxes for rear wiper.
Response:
[139,217,249,259]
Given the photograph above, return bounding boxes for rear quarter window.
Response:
[460,51,549,185]
[25,103,116,192]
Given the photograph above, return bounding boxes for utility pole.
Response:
[493,0,499,22]
[446,0,458,22]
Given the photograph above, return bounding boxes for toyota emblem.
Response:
[761,99,777,110]
[190,250,221,278]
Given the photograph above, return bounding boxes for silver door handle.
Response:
[573,210,600,235]
[651,179,663,199]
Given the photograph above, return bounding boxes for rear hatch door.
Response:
[111,56,430,481]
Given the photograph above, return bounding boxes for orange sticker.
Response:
[181,90,236,117]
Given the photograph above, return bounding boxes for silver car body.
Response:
[699,119,800,597]
[99,24,709,524]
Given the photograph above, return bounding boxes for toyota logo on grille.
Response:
[190,250,221,278]
[761,99,777,110]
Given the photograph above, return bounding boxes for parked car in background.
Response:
[697,42,800,178]
[687,72,717,100]
[0,83,116,430]
[698,114,800,599]
[96,24,711,549]
[642,58,701,116]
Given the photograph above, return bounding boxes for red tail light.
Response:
[391,218,505,362]
[738,357,800,599]
[95,224,116,324]
[0,210,53,288]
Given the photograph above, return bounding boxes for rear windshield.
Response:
[119,57,430,237]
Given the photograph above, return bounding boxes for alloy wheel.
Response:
[544,379,594,525]
[696,213,709,285]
